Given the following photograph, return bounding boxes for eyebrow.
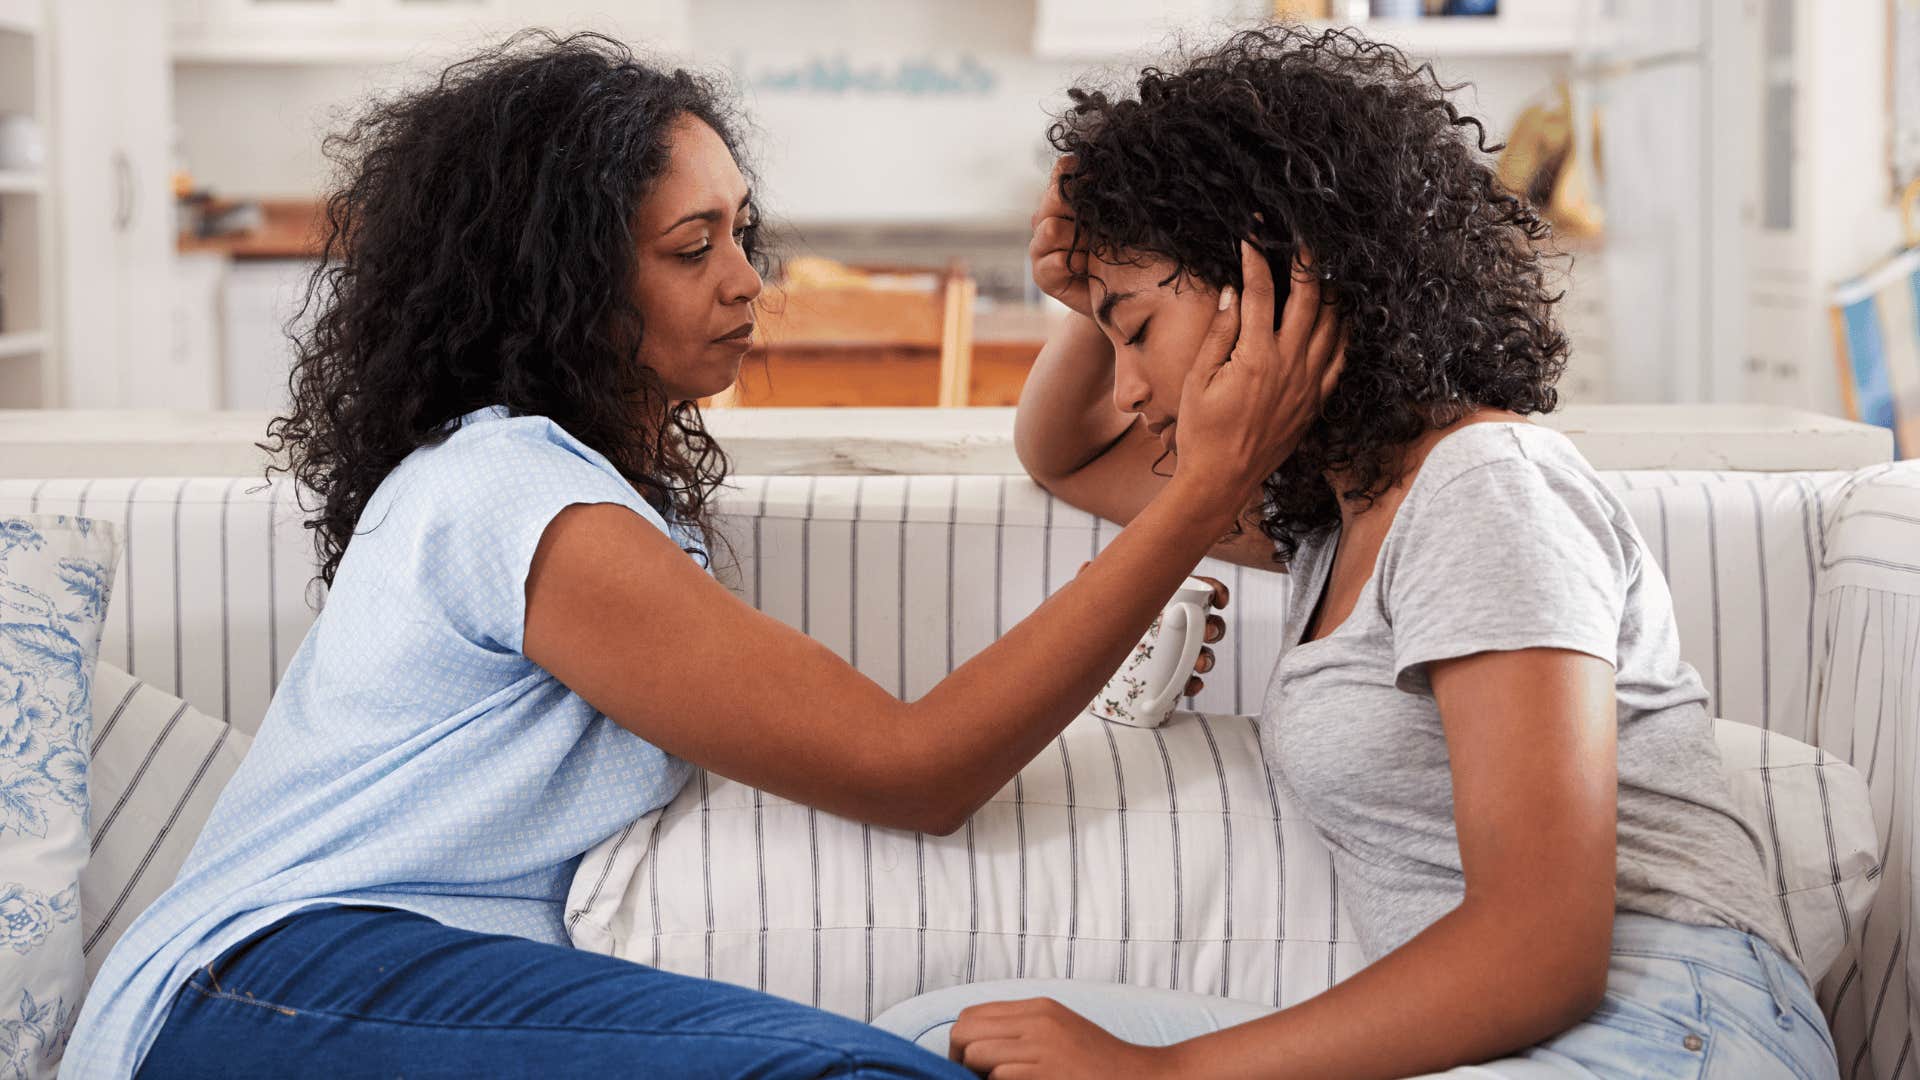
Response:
[659,191,754,237]
[1094,289,1137,328]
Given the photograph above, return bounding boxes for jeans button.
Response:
[1683,1034,1705,1052]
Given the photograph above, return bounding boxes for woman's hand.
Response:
[948,998,1182,1080]
[1080,561,1228,696]
[1173,241,1345,510]
[1029,157,1093,318]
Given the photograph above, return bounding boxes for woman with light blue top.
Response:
[61,30,1340,1079]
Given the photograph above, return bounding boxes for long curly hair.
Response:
[264,31,768,586]
[1049,25,1569,562]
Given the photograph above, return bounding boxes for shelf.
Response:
[0,331,47,360]
[171,36,472,65]
[1038,15,1609,61]
[0,171,44,195]
[0,0,39,36]
[1297,17,1587,57]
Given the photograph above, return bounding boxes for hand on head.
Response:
[1175,239,1346,502]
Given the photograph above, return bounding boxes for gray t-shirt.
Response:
[1259,422,1791,966]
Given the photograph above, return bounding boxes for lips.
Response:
[713,322,755,343]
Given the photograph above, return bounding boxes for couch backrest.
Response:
[0,468,1877,741]
[710,470,1861,743]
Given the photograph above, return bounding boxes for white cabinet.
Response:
[0,0,52,406]
[52,0,184,407]
[220,258,312,411]
[215,0,370,31]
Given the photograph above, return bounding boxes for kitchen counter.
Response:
[0,404,1893,479]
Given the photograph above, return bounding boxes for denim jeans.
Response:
[135,905,973,1079]
[872,914,1840,1079]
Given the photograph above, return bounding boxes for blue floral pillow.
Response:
[0,516,118,1080]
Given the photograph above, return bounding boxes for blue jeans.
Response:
[136,905,973,1079]
[873,914,1839,1079]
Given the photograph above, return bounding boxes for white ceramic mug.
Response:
[1088,576,1214,728]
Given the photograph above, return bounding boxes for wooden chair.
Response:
[708,260,977,408]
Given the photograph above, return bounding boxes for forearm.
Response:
[1163,903,1609,1080]
[1014,314,1129,482]
[903,471,1242,830]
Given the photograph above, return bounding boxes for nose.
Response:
[1112,352,1152,415]
[721,241,762,307]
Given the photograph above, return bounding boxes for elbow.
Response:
[1012,431,1063,492]
[911,783,987,837]
[1469,896,1613,1037]
[1528,930,1614,1037]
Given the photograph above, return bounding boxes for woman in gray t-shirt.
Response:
[877,25,1841,1080]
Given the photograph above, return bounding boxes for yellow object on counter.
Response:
[1272,0,1331,16]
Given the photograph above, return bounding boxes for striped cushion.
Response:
[0,479,320,739]
[564,713,1874,1022]
[1804,464,1920,1080]
[567,711,1363,1020]
[80,663,250,981]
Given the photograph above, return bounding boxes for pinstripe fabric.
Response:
[566,469,1905,1049]
[7,463,1914,1074]
[0,479,318,739]
[78,663,250,984]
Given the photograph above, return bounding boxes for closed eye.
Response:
[1124,318,1151,347]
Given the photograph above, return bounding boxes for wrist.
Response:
[1144,1038,1204,1080]
[1163,470,1250,536]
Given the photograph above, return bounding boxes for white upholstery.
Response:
[2,462,1916,1078]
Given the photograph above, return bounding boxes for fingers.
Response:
[1276,245,1326,354]
[957,1039,1036,1072]
[1029,216,1077,256]
[1195,574,1230,609]
[1236,240,1277,349]
[1196,646,1214,674]
[1321,326,1349,399]
[1205,613,1225,643]
[1184,674,1204,698]
[1032,155,1077,228]
[1188,281,1243,382]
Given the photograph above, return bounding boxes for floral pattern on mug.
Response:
[1092,614,1167,725]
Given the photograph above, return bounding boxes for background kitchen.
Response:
[0,0,1914,440]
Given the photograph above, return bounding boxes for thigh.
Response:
[138,906,970,1080]
[872,978,1276,1056]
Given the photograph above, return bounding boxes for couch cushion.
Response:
[80,663,251,982]
[0,479,319,739]
[0,513,119,1078]
[567,712,1875,1022]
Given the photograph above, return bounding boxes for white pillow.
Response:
[79,663,252,983]
[567,711,1878,1022]
[0,514,119,1079]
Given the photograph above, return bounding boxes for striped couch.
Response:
[3,461,1917,1077]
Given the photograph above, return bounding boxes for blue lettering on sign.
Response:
[745,54,999,97]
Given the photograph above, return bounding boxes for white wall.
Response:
[172,0,1559,226]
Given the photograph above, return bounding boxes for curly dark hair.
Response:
[264,30,768,587]
[1048,25,1570,563]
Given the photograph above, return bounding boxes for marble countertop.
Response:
[0,404,1893,479]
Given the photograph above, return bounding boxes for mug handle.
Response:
[1134,594,1209,722]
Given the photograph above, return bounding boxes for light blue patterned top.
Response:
[63,407,697,1078]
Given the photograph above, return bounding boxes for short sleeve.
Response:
[404,416,668,655]
[1380,458,1634,695]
